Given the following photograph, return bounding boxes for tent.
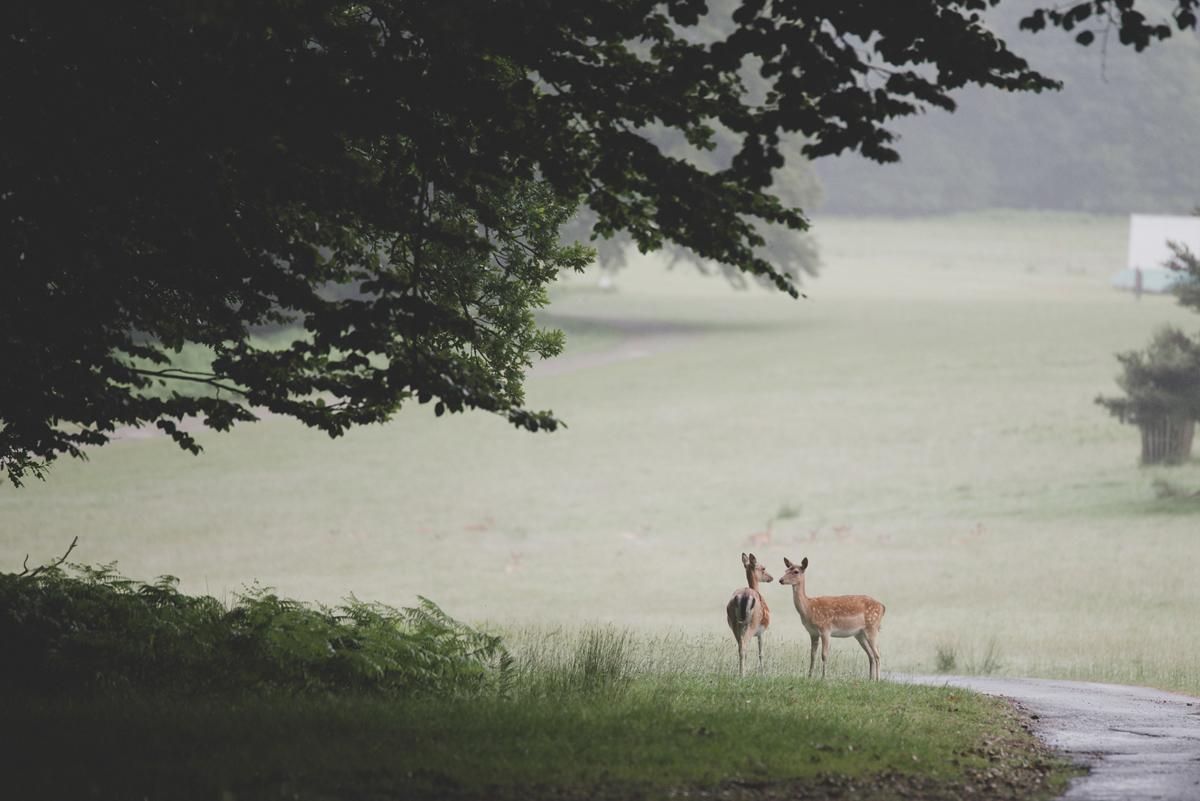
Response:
[1110,214,1200,293]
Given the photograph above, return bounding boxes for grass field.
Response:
[0,623,1075,800]
[4,209,1199,694]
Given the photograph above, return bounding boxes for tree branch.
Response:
[18,536,79,578]
[129,368,249,396]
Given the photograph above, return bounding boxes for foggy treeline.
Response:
[814,4,1200,216]
[566,1,1199,286]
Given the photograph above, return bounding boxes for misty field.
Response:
[4,209,1199,694]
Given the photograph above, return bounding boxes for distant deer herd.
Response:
[727,552,885,680]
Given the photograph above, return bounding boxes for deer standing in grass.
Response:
[726,553,773,676]
[746,520,772,549]
[779,557,885,680]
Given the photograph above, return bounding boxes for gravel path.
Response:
[898,674,1200,800]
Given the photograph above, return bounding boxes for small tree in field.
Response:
[1098,244,1200,464]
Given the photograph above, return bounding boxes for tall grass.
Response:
[503,624,885,687]
[0,564,1076,799]
[504,625,637,697]
[933,638,1003,676]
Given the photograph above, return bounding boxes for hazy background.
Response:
[5,210,1200,689]
[3,8,1200,689]
[815,5,1200,215]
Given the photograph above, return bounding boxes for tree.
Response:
[1097,244,1200,463]
[814,1,1200,216]
[3,0,1194,486]
[1019,0,1197,49]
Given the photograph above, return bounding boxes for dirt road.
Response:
[900,674,1200,800]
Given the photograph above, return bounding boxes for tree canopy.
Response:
[1097,243,1200,430]
[2,0,1194,486]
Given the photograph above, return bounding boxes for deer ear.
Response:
[783,557,793,568]
[800,557,808,570]
[741,553,750,567]
[748,553,758,564]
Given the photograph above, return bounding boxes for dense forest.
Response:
[814,5,1200,216]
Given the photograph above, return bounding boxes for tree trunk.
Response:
[1140,417,1196,464]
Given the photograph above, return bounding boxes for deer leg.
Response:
[756,631,766,673]
[808,634,820,677]
[855,631,876,680]
[737,632,748,677]
[820,632,831,679]
[869,630,882,680]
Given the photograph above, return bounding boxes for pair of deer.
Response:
[727,553,885,680]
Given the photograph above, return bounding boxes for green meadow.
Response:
[4,209,1199,694]
[2,636,1067,800]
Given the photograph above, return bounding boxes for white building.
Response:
[1109,214,1200,293]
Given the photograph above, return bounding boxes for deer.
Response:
[952,522,988,546]
[726,552,773,677]
[779,557,885,681]
[746,520,772,549]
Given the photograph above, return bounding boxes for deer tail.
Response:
[737,593,755,627]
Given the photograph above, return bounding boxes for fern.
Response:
[0,564,506,697]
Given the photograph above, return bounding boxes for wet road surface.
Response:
[899,674,1200,800]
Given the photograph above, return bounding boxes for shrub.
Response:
[935,643,957,673]
[1097,243,1200,464]
[1096,326,1200,463]
[0,562,505,697]
[1097,326,1200,427]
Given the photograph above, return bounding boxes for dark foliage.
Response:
[0,563,506,696]
[3,0,1183,485]
[1097,326,1200,426]
[1097,245,1200,428]
[1021,0,1197,50]
[1167,241,1200,314]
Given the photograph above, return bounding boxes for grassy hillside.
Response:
[4,210,1198,692]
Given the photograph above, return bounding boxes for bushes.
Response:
[1096,325,1200,463]
[1097,243,1200,464]
[0,562,505,697]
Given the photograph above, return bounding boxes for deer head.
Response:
[742,552,774,584]
[779,556,808,586]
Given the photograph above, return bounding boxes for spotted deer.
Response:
[726,552,773,677]
[779,557,885,680]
